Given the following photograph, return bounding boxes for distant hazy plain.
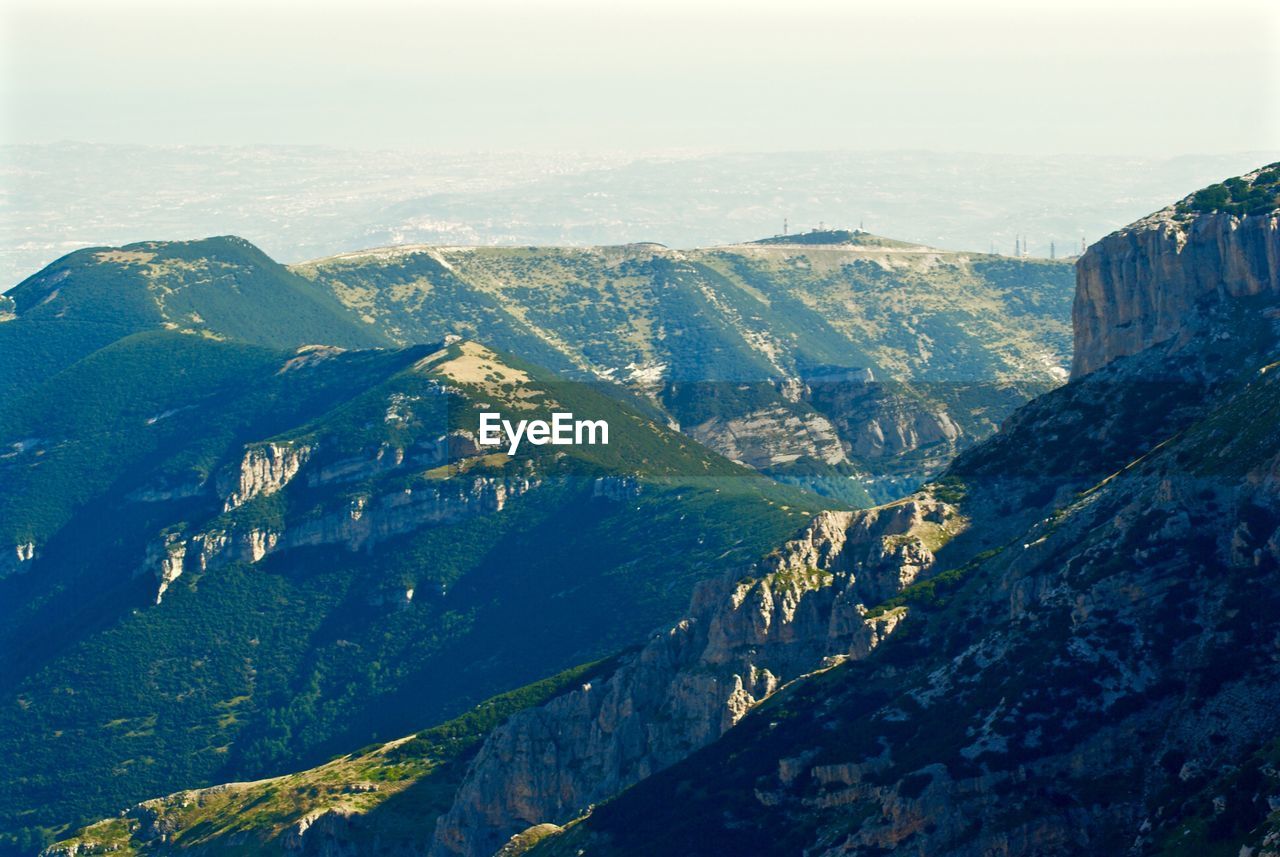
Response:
[2,145,1277,287]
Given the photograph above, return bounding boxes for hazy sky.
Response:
[1,0,1277,154]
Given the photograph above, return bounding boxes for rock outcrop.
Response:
[142,476,535,603]
[219,442,314,512]
[278,476,534,555]
[1073,170,1280,378]
[0,540,37,578]
[688,407,847,469]
[430,497,960,857]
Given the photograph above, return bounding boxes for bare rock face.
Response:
[219,442,314,512]
[803,378,966,495]
[1073,202,1280,378]
[687,407,847,469]
[429,498,959,857]
[144,534,187,604]
[279,477,535,554]
[283,808,361,855]
[142,470,536,604]
[0,540,38,579]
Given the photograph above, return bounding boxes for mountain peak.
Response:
[745,228,918,249]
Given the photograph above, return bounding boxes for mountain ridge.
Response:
[30,166,1280,857]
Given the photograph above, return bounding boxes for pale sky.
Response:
[1,0,1277,154]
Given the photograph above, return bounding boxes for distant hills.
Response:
[0,236,385,400]
[296,232,1074,501]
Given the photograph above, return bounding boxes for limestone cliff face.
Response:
[687,407,846,469]
[219,442,314,512]
[840,398,961,471]
[803,378,966,496]
[684,380,967,503]
[1073,203,1280,378]
[131,414,513,604]
[0,540,37,579]
[307,433,480,489]
[142,476,534,603]
[279,476,534,555]
[430,498,959,857]
[520,172,1280,857]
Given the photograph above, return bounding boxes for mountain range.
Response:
[3,163,1278,856]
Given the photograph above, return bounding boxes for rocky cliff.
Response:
[144,467,535,604]
[133,420,525,604]
[218,441,314,512]
[510,166,1280,857]
[430,497,961,857]
[1073,164,1280,377]
[0,541,37,579]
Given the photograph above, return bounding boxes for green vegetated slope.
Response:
[0,236,386,399]
[0,325,820,849]
[40,657,624,857]
[1176,161,1279,216]
[296,234,1074,499]
[0,331,411,550]
[297,233,1070,388]
[35,170,1280,857]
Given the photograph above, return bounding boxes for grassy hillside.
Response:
[0,236,385,400]
[43,658,624,856]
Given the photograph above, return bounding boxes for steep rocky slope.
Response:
[40,492,961,857]
[297,232,1073,500]
[432,497,959,857]
[504,167,1280,857]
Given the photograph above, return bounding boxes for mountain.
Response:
[0,307,823,848]
[0,236,387,401]
[40,165,1280,857]
[0,226,1077,852]
[295,231,1074,500]
[462,164,1280,857]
